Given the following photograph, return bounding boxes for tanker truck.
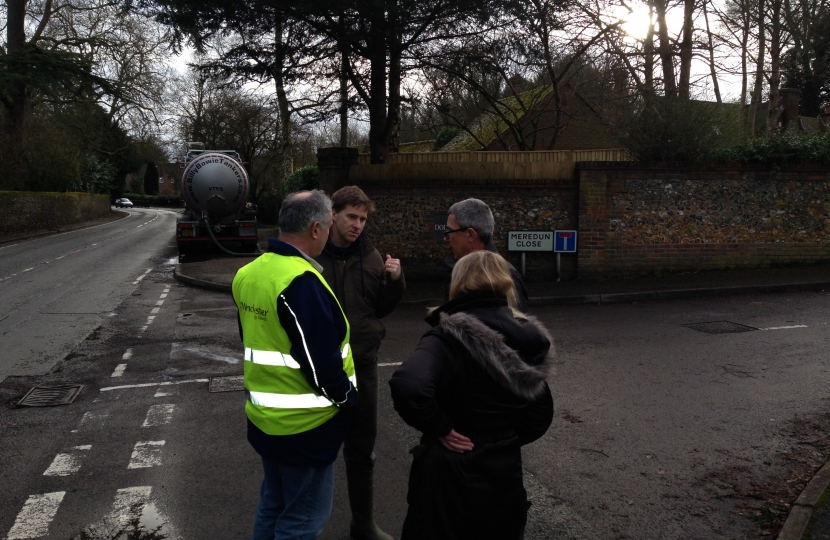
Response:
[175,142,258,255]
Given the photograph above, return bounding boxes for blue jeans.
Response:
[250,457,334,540]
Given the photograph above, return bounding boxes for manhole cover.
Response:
[16,384,84,407]
[209,375,245,393]
[683,321,758,334]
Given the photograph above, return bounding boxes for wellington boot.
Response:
[347,467,394,540]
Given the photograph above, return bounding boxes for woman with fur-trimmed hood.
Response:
[389,251,555,540]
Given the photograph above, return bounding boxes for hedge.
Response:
[0,191,111,234]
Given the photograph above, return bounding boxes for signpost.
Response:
[507,231,554,276]
[553,230,577,281]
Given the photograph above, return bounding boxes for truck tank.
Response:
[181,152,249,221]
[176,145,258,255]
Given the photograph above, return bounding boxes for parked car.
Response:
[115,198,134,208]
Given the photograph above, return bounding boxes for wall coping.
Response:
[575,161,830,172]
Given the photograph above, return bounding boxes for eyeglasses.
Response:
[443,227,470,240]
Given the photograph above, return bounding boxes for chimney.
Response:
[778,88,801,131]
[820,106,830,133]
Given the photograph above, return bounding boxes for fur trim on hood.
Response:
[439,311,555,400]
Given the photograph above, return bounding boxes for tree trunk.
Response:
[766,0,782,134]
[678,0,695,98]
[367,12,388,164]
[739,0,749,107]
[703,0,722,103]
[340,49,349,148]
[747,0,766,138]
[273,17,293,178]
[644,0,656,94]
[654,0,677,97]
[385,40,401,154]
[5,0,27,167]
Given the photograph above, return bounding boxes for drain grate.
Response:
[683,321,758,334]
[209,375,245,393]
[16,384,84,407]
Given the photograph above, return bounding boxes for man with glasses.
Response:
[444,198,529,311]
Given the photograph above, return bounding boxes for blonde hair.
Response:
[449,251,517,308]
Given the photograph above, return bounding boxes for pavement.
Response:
[173,241,830,308]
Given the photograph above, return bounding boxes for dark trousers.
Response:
[343,360,379,472]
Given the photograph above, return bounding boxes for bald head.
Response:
[279,190,332,234]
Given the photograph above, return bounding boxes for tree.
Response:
[783,0,830,115]
[168,69,285,202]
[146,0,497,163]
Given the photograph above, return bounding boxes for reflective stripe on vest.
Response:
[248,390,335,409]
[245,346,358,388]
[245,347,301,369]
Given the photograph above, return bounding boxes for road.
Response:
[1,229,829,539]
[0,208,180,382]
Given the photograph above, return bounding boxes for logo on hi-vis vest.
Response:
[240,301,268,321]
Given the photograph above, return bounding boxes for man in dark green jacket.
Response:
[315,185,405,540]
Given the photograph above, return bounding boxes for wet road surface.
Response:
[1,240,828,539]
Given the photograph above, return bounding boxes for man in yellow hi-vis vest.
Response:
[233,190,357,540]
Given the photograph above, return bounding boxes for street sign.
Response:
[507,231,554,252]
[433,214,448,243]
[554,230,577,253]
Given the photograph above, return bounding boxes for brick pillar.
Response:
[819,107,830,133]
[577,166,609,278]
[779,88,802,131]
[316,147,358,194]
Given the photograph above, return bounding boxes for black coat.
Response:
[389,291,555,540]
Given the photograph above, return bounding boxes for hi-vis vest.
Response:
[232,251,356,436]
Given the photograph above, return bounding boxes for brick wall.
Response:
[350,169,579,281]
[577,163,830,277]
[322,149,830,281]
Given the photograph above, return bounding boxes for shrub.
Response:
[712,131,830,167]
[614,96,744,162]
[280,166,319,198]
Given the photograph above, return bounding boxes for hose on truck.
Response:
[203,214,260,257]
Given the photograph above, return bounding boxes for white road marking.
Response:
[72,411,109,432]
[151,307,160,314]
[43,454,81,476]
[100,379,209,392]
[147,315,155,321]
[378,362,403,367]
[160,293,168,299]
[142,404,176,427]
[760,325,808,330]
[122,348,133,360]
[43,446,91,476]
[156,300,164,306]
[6,491,66,539]
[170,343,241,364]
[138,326,148,333]
[154,388,174,397]
[145,268,153,273]
[111,364,127,377]
[110,486,152,528]
[128,441,165,469]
